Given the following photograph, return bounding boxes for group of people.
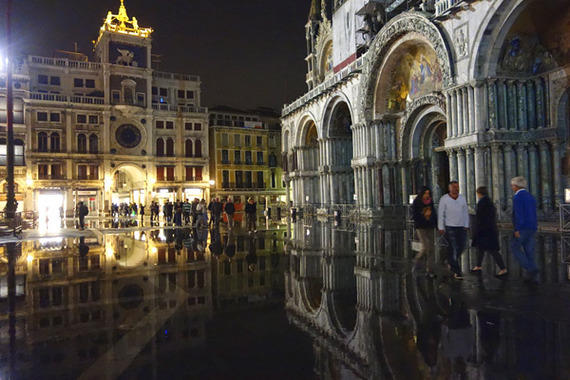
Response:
[142,197,259,232]
[412,176,538,284]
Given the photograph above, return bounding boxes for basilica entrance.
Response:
[323,99,354,205]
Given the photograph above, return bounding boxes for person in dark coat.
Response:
[471,186,507,277]
[245,197,257,233]
[412,186,437,276]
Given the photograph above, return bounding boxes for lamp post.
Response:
[4,2,19,378]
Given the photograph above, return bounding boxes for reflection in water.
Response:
[0,220,569,378]
[285,219,570,379]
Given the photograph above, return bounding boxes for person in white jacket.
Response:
[438,181,470,279]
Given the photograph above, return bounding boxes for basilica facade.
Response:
[281,0,570,219]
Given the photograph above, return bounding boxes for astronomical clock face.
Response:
[115,124,142,148]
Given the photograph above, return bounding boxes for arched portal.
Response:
[296,119,321,206]
[111,164,146,206]
[401,103,448,202]
[323,99,355,205]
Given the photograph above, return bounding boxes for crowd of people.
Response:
[412,176,538,284]
[110,197,260,232]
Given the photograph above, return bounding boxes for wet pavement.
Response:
[1,215,569,379]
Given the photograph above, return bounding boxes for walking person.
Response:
[510,176,538,283]
[245,197,257,233]
[211,197,223,228]
[438,181,470,279]
[470,186,507,277]
[78,201,89,230]
[412,186,437,277]
[182,199,191,225]
[224,197,236,230]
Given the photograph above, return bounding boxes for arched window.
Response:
[38,132,48,152]
[89,134,98,154]
[77,134,87,153]
[50,132,61,152]
[195,139,202,157]
[166,138,174,157]
[185,139,193,157]
[156,138,164,157]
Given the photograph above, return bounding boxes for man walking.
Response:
[511,176,538,283]
[438,181,470,279]
[224,197,236,230]
[78,201,89,230]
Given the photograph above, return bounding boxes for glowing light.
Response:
[26,254,33,263]
[151,247,158,254]
[26,178,33,186]
[148,177,156,185]
[104,177,113,190]
[209,180,215,186]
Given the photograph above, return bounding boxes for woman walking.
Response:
[471,186,507,277]
[412,186,437,277]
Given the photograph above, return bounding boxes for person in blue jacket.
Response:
[510,176,538,283]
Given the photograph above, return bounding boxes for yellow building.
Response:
[208,106,285,214]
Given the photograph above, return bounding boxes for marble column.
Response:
[457,89,464,136]
[516,81,527,131]
[401,164,409,206]
[449,150,458,182]
[474,147,485,188]
[538,142,551,207]
[528,144,538,198]
[462,87,470,135]
[491,144,502,202]
[503,144,514,199]
[466,148,475,206]
[488,81,498,131]
[446,93,452,139]
[457,150,466,196]
[468,86,475,134]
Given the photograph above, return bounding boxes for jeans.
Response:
[415,228,435,270]
[510,229,537,274]
[445,226,467,275]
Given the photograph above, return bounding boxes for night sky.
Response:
[5,0,311,111]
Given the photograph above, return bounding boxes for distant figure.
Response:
[224,197,236,230]
[210,198,223,228]
[438,181,469,280]
[412,186,437,277]
[510,176,538,283]
[470,186,507,277]
[78,201,89,230]
[245,197,257,233]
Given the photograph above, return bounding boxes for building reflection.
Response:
[0,228,212,379]
[210,229,288,312]
[285,220,570,379]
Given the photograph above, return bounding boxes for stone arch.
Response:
[295,113,320,147]
[359,11,454,120]
[322,94,354,138]
[111,163,147,201]
[400,95,448,198]
[472,0,569,79]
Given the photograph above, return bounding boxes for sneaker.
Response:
[453,273,464,280]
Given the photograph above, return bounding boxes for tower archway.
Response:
[111,164,147,206]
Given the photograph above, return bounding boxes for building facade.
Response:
[209,106,285,210]
[282,0,570,218]
[0,1,210,218]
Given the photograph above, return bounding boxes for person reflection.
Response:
[246,236,257,272]
[78,236,89,257]
[416,302,442,375]
[209,228,223,258]
[224,231,236,261]
[441,299,473,378]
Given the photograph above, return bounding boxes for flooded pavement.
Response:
[1,216,569,379]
